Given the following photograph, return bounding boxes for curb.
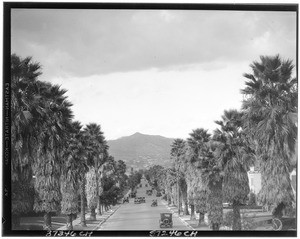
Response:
[93,205,122,230]
[56,205,122,231]
[161,200,195,230]
[57,216,83,231]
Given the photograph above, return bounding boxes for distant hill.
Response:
[107,132,174,171]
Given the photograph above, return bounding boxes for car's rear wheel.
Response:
[272,218,282,231]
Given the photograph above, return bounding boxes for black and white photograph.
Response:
[2,2,298,237]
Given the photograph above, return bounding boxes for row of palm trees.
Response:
[146,55,297,230]
[11,54,128,230]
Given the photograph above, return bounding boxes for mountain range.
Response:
[107,132,174,171]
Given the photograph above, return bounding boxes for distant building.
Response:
[290,168,296,195]
[248,166,297,196]
[247,166,261,194]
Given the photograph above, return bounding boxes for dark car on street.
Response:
[130,192,136,198]
[134,198,141,204]
[151,199,158,207]
[159,213,173,228]
[140,197,146,203]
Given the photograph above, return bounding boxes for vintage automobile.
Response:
[140,197,146,203]
[272,217,296,231]
[134,198,141,204]
[123,197,129,203]
[159,213,173,228]
[151,199,158,207]
[130,192,136,198]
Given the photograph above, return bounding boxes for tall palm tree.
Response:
[200,141,223,231]
[11,54,42,229]
[187,128,210,225]
[60,121,86,230]
[185,160,206,223]
[97,145,109,214]
[33,82,73,230]
[241,55,297,218]
[165,168,177,206]
[187,128,211,165]
[170,139,187,215]
[213,109,252,230]
[99,155,118,212]
[83,123,107,220]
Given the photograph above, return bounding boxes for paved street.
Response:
[98,177,190,230]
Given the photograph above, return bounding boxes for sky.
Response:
[11,8,297,140]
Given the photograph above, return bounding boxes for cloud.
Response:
[46,60,251,140]
[11,9,296,80]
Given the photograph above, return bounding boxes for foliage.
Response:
[11,54,42,216]
[100,176,123,205]
[60,121,86,215]
[144,165,166,188]
[186,129,212,216]
[241,55,297,215]
[222,211,256,230]
[60,178,79,215]
[128,170,143,190]
[33,151,62,213]
[213,110,251,204]
[248,192,257,206]
[222,211,234,229]
[213,110,253,230]
[83,123,107,168]
[10,54,129,229]
[187,129,210,165]
[32,81,73,214]
[12,177,35,215]
[199,140,223,227]
[114,160,128,190]
[207,180,223,226]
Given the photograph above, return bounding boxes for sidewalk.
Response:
[161,200,273,231]
[161,201,210,230]
[56,205,121,231]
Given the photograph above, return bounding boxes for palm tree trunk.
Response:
[12,214,21,230]
[80,180,87,227]
[181,187,189,215]
[66,214,73,230]
[184,200,189,215]
[212,223,220,231]
[177,180,181,215]
[190,204,196,220]
[97,197,102,215]
[232,200,242,230]
[90,207,96,221]
[198,212,205,226]
[273,202,285,219]
[43,212,52,230]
